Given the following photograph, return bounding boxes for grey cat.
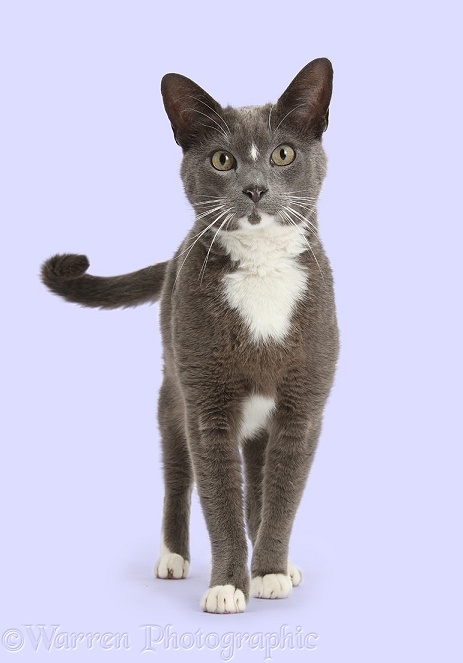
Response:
[41,57,339,614]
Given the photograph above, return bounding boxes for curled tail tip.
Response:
[41,253,90,281]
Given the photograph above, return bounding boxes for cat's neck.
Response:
[217,213,310,272]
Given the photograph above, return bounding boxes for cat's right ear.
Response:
[161,74,224,151]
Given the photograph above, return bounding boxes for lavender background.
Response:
[1,1,462,660]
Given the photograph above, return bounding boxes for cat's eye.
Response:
[211,150,235,171]
[271,144,296,166]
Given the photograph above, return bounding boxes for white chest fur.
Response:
[218,214,308,343]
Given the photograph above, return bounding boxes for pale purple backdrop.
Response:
[1,1,461,661]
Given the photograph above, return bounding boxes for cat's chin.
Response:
[236,211,276,230]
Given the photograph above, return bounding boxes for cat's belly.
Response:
[238,394,275,442]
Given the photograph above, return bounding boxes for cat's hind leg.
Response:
[154,378,193,580]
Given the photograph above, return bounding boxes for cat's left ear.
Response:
[273,58,333,138]
[161,73,224,151]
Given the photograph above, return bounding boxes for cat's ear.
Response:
[273,58,333,138]
[161,73,224,151]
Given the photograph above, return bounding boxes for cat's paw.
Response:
[288,562,303,587]
[200,585,247,614]
[155,553,189,579]
[251,573,292,599]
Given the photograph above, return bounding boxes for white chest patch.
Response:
[239,394,275,442]
[218,214,308,343]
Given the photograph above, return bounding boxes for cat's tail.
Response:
[41,253,168,309]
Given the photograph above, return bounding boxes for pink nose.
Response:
[242,186,268,204]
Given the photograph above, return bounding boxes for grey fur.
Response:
[41,58,339,612]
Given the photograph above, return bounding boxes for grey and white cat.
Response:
[41,58,339,614]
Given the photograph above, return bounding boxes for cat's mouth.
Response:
[247,209,261,225]
[234,211,277,231]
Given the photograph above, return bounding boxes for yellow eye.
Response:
[271,144,295,166]
[211,150,235,171]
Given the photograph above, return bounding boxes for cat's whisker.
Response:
[177,204,231,259]
[280,209,325,284]
[295,216,318,237]
[286,202,318,217]
[284,189,312,194]
[282,196,318,206]
[177,210,226,260]
[193,205,226,222]
[185,108,229,141]
[281,207,319,254]
[283,199,319,227]
[196,121,230,141]
[172,208,232,295]
[289,205,317,218]
[288,204,318,228]
[195,198,227,206]
[282,205,319,237]
[282,191,318,200]
[199,211,233,284]
[194,204,226,212]
[282,199,318,213]
[287,199,317,207]
[225,212,236,232]
[188,95,231,136]
[284,196,317,202]
[196,194,227,199]
[273,103,307,133]
[195,205,224,221]
[268,104,274,132]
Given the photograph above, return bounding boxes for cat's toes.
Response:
[288,562,303,587]
[251,573,292,599]
[200,585,247,614]
[155,553,189,579]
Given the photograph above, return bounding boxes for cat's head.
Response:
[161,58,332,232]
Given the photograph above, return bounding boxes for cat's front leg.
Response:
[186,401,249,614]
[243,430,303,589]
[250,395,323,600]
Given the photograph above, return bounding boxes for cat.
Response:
[41,57,339,614]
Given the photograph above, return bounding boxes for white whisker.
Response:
[188,96,231,135]
[172,208,231,294]
[195,199,227,206]
[184,108,229,140]
[199,212,233,284]
[282,205,318,236]
[268,104,273,132]
[273,103,307,133]
[176,214,224,260]
[193,204,226,222]
[282,209,325,284]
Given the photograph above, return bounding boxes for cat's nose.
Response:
[242,185,268,204]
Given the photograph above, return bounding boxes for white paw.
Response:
[200,585,247,614]
[155,553,189,579]
[251,573,292,599]
[288,562,303,587]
